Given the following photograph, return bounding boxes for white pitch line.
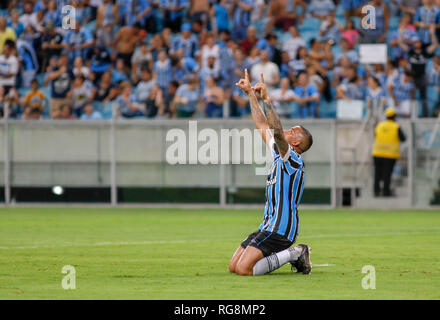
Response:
[0,231,438,250]
[0,239,208,250]
[312,264,336,267]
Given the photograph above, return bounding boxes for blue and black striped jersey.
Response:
[259,139,305,242]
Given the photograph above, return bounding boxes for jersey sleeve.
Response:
[280,147,302,175]
[270,137,302,175]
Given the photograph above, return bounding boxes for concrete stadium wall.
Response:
[1,118,439,207]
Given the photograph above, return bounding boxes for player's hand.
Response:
[253,73,269,101]
[235,68,252,94]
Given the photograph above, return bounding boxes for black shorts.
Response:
[241,230,293,257]
[117,52,133,68]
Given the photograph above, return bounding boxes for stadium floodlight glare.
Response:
[52,186,64,196]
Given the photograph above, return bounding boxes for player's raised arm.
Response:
[235,69,271,145]
[253,73,290,159]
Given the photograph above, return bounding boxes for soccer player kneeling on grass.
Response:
[229,70,314,276]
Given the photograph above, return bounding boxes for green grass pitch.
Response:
[0,208,439,300]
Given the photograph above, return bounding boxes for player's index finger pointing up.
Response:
[260,73,265,83]
[245,68,249,81]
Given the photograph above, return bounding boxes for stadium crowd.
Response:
[1,0,440,120]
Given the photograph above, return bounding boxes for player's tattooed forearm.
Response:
[262,99,283,135]
[262,99,288,152]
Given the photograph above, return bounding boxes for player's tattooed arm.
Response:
[235,69,271,144]
[253,73,290,158]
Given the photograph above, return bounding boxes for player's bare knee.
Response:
[228,261,237,273]
[235,263,252,276]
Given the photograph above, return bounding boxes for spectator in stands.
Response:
[0,40,18,96]
[310,0,337,20]
[154,49,173,93]
[0,86,20,118]
[95,23,114,49]
[40,21,64,72]
[189,0,210,28]
[389,14,417,60]
[57,104,76,120]
[335,37,359,65]
[161,0,189,33]
[69,75,95,117]
[73,57,91,80]
[0,17,16,55]
[89,46,112,80]
[80,103,103,120]
[366,76,387,120]
[7,10,24,39]
[340,19,359,49]
[211,0,230,35]
[163,80,179,117]
[371,63,387,87]
[200,56,221,90]
[293,72,320,118]
[112,22,144,69]
[251,49,280,92]
[131,42,153,83]
[319,11,341,44]
[270,77,296,118]
[44,54,73,118]
[94,71,118,104]
[397,0,421,17]
[388,70,415,118]
[401,27,438,117]
[145,84,165,118]
[17,38,39,88]
[264,33,283,66]
[231,0,253,40]
[204,76,224,118]
[111,58,130,84]
[341,0,366,20]
[307,65,325,96]
[22,79,48,116]
[251,0,266,36]
[170,23,200,59]
[240,26,259,56]
[63,24,94,64]
[309,38,333,71]
[172,56,200,85]
[23,107,43,120]
[244,45,260,71]
[228,48,246,91]
[337,66,364,100]
[266,0,304,34]
[282,26,306,61]
[18,2,35,29]
[414,0,439,45]
[135,69,155,107]
[289,46,308,77]
[116,81,145,118]
[43,0,62,28]
[171,74,201,118]
[200,33,220,70]
[333,56,352,86]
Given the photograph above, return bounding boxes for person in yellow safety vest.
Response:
[372,107,406,197]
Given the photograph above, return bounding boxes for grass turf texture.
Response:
[0,208,439,300]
